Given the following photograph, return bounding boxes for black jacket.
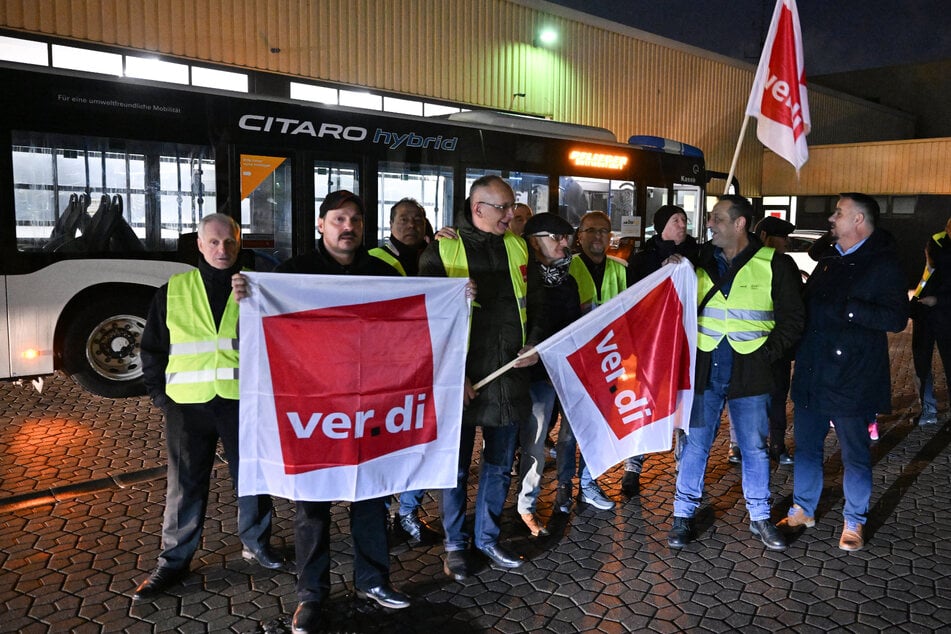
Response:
[418,209,545,428]
[693,234,805,398]
[913,230,951,332]
[277,239,400,276]
[526,255,583,383]
[791,228,909,416]
[627,234,699,286]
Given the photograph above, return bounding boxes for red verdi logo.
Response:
[263,294,437,474]
[567,279,691,440]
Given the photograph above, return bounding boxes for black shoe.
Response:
[728,445,742,464]
[443,550,471,581]
[241,545,285,570]
[479,543,525,569]
[667,516,692,549]
[750,519,787,552]
[356,584,411,609]
[291,600,323,634]
[621,471,640,497]
[399,512,440,546]
[133,565,189,600]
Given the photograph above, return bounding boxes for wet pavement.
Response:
[1,325,949,633]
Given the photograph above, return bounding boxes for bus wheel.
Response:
[62,295,151,398]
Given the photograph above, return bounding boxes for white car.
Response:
[786,230,828,280]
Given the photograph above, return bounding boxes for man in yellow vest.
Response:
[668,195,803,552]
[558,211,626,512]
[134,213,278,601]
[418,175,543,580]
[368,197,429,276]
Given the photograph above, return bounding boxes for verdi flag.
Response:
[745,0,811,172]
[534,260,697,478]
[237,272,469,501]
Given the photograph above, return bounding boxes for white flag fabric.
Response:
[745,0,811,172]
[237,272,470,502]
[535,260,697,479]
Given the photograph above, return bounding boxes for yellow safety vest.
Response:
[569,256,627,314]
[697,247,775,354]
[368,246,407,276]
[165,269,240,403]
[438,231,528,343]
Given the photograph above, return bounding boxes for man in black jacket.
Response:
[418,176,544,580]
[668,195,803,552]
[134,213,279,601]
[233,191,409,634]
[781,193,909,551]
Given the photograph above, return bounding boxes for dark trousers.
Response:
[295,498,390,602]
[158,397,273,569]
[767,358,793,451]
[912,315,951,412]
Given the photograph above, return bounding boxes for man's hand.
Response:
[662,253,686,267]
[435,226,459,241]
[512,345,539,368]
[232,273,251,301]
[463,376,478,406]
[465,279,477,301]
[919,296,937,307]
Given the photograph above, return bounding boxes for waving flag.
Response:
[535,260,697,478]
[237,272,469,501]
[745,0,810,171]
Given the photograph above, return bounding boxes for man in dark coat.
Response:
[418,175,544,580]
[781,193,909,552]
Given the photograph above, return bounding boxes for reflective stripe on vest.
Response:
[438,231,528,344]
[568,256,627,314]
[165,269,240,403]
[696,247,775,354]
[368,247,407,276]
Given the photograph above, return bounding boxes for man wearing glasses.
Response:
[418,175,544,580]
[558,210,626,512]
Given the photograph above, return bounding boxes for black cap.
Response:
[523,212,574,236]
[319,190,364,218]
[754,216,795,237]
[653,205,687,235]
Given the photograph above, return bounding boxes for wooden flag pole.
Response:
[723,115,751,195]
[472,346,537,391]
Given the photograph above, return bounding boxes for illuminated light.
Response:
[533,26,559,48]
[569,150,629,170]
[21,348,40,360]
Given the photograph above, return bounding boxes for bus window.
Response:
[559,176,636,235]
[240,154,292,267]
[674,183,702,238]
[11,131,215,253]
[644,186,668,239]
[313,161,359,247]
[377,162,454,244]
[465,169,550,221]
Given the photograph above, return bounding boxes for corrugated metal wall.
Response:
[0,0,915,197]
[763,137,951,195]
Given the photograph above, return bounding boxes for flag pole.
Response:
[723,114,751,195]
[472,346,537,391]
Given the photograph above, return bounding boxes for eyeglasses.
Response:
[580,227,611,236]
[531,232,572,243]
[477,201,518,213]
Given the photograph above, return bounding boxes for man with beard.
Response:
[233,190,410,634]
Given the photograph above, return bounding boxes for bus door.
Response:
[0,276,9,379]
[674,183,703,239]
[559,175,636,250]
[237,152,294,270]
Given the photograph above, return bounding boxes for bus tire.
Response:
[62,294,152,398]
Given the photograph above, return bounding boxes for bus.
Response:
[0,65,705,398]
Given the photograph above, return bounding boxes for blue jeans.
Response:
[516,382,555,514]
[674,385,772,522]
[398,489,426,517]
[555,412,594,492]
[793,408,872,525]
[441,423,518,551]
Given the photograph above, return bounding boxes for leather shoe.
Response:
[750,519,787,552]
[621,471,640,497]
[356,584,411,609]
[479,543,524,569]
[443,550,471,581]
[133,565,188,600]
[667,516,692,548]
[241,545,285,569]
[399,512,440,545]
[291,600,323,634]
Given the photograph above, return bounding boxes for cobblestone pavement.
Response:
[1,326,949,633]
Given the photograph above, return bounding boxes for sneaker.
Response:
[728,444,741,464]
[917,412,939,426]
[777,504,815,530]
[868,422,879,441]
[778,452,794,466]
[580,484,616,510]
[554,483,573,514]
[839,520,864,551]
[621,470,640,497]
